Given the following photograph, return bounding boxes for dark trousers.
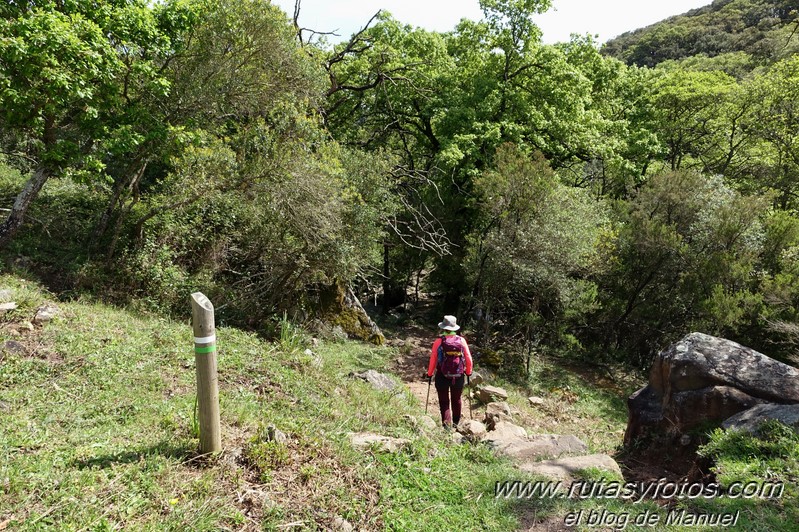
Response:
[435,373,465,426]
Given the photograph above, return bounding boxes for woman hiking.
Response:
[426,315,473,429]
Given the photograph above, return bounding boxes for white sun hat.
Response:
[438,315,460,331]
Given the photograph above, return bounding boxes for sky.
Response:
[271,0,713,45]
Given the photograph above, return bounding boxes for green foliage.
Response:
[467,144,609,355]
[599,171,771,364]
[603,0,799,69]
[691,421,799,529]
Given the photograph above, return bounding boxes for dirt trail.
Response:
[385,323,440,413]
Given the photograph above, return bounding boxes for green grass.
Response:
[5,272,795,530]
[0,274,538,530]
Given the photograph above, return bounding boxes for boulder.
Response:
[349,432,410,453]
[518,454,623,482]
[625,333,799,443]
[478,385,508,403]
[353,369,396,392]
[722,404,799,434]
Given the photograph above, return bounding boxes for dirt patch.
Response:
[235,430,382,529]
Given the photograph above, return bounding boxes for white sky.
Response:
[272,0,712,45]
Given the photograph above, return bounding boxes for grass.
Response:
[0,274,536,530]
[4,272,797,530]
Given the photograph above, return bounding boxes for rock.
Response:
[722,404,799,434]
[518,454,623,482]
[331,516,354,532]
[625,332,799,443]
[404,414,437,431]
[1,341,26,355]
[478,385,508,403]
[420,415,437,431]
[496,434,589,461]
[353,369,396,392]
[528,396,545,406]
[0,302,17,313]
[311,337,320,347]
[451,431,465,444]
[33,304,58,325]
[457,419,487,439]
[265,424,288,444]
[469,372,485,386]
[482,421,528,452]
[680,434,692,446]
[331,326,348,341]
[304,348,314,357]
[483,401,513,429]
[320,283,385,345]
[486,401,511,416]
[349,432,410,453]
[0,289,13,302]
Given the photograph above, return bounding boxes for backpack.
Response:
[437,335,465,378]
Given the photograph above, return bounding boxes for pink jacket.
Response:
[427,334,473,377]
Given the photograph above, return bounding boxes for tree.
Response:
[600,170,769,366]
[0,0,183,248]
[466,143,608,354]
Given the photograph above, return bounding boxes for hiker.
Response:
[426,315,473,429]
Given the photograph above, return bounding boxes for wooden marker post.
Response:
[191,292,222,453]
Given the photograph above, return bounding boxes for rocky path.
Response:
[380,326,624,531]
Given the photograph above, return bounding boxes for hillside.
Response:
[602,0,799,69]
[0,273,629,530]
[2,274,797,530]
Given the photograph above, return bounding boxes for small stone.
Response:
[311,338,320,347]
[486,401,511,416]
[1,341,26,355]
[469,372,484,386]
[0,302,17,312]
[33,304,58,325]
[0,288,13,302]
[353,369,396,392]
[451,431,465,444]
[680,434,691,446]
[528,396,545,406]
[265,424,288,444]
[420,415,437,431]
[304,348,313,357]
[331,516,354,532]
[458,419,487,439]
[349,432,410,453]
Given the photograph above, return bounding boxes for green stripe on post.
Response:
[194,344,217,354]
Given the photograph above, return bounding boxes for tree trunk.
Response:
[0,166,51,249]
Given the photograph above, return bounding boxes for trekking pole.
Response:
[467,375,473,420]
[425,377,431,415]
